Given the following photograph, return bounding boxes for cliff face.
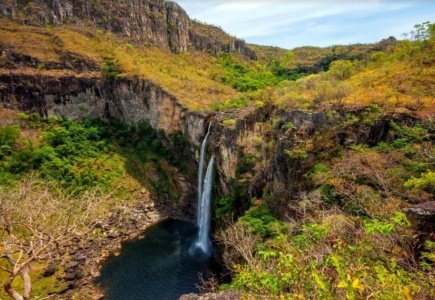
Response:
[0,0,188,52]
[0,0,255,57]
[0,71,207,146]
[205,105,421,219]
[189,21,257,59]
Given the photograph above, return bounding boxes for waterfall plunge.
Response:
[197,124,211,224]
[196,157,214,254]
[196,124,213,255]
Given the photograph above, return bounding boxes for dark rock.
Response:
[180,291,240,300]
[404,201,435,233]
[405,201,435,220]
[74,271,83,279]
[55,282,74,294]
[64,272,76,281]
[74,255,87,261]
[42,263,57,277]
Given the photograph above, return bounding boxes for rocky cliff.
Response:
[0,0,256,57]
[0,68,418,201]
[0,70,207,146]
[204,105,423,219]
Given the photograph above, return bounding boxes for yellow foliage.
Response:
[0,20,239,111]
[403,286,413,300]
[267,43,434,112]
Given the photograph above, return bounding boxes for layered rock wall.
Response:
[0,0,256,57]
[0,72,207,146]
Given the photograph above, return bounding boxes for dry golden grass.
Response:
[268,59,434,112]
[0,20,239,111]
[342,62,435,110]
[0,21,59,62]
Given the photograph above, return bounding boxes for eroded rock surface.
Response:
[0,0,256,57]
[0,72,207,146]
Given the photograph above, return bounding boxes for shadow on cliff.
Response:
[104,119,198,220]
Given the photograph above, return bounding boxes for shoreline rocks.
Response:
[55,200,191,299]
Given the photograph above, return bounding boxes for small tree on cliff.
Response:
[0,176,105,300]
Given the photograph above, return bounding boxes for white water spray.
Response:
[197,124,211,224]
[196,157,214,254]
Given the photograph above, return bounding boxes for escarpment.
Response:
[0,0,256,57]
[0,71,207,146]
[0,67,425,206]
[204,106,427,219]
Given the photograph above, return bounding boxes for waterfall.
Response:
[197,124,211,224]
[196,157,214,254]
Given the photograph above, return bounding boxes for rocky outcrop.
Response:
[0,0,256,58]
[404,201,435,234]
[208,107,328,195]
[0,0,187,51]
[0,71,207,146]
[189,21,257,59]
[166,1,189,53]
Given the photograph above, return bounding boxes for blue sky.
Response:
[174,0,435,49]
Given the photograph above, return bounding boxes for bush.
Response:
[0,125,20,149]
[404,170,435,193]
[328,60,355,80]
[219,54,280,92]
[102,59,120,80]
[223,119,237,128]
[239,205,285,238]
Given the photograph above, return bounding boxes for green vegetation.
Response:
[216,100,433,298]
[102,59,121,80]
[219,53,301,92]
[0,111,187,299]
[1,10,434,299]
[239,205,285,238]
[262,22,434,112]
[0,112,182,196]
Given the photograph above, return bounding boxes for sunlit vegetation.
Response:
[0,20,238,110]
[265,22,434,113]
[0,111,183,197]
[216,114,434,299]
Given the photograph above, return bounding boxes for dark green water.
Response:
[97,219,213,300]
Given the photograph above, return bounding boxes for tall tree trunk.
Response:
[21,264,31,300]
[4,274,24,300]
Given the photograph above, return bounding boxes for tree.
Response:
[328,60,355,80]
[0,176,105,300]
[216,222,260,271]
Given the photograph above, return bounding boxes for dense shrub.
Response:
[239,205,285,238]
[0,115,175,194]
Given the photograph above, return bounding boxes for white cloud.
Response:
[175,0,435,48]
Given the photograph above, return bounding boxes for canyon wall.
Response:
[0,0,256,57]
[0,72,207,147]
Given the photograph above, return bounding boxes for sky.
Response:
[174,0,435,49]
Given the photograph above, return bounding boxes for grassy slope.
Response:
[3,19,431,115]
[0,20,239,111]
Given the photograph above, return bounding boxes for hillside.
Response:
[0,1,434,299]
